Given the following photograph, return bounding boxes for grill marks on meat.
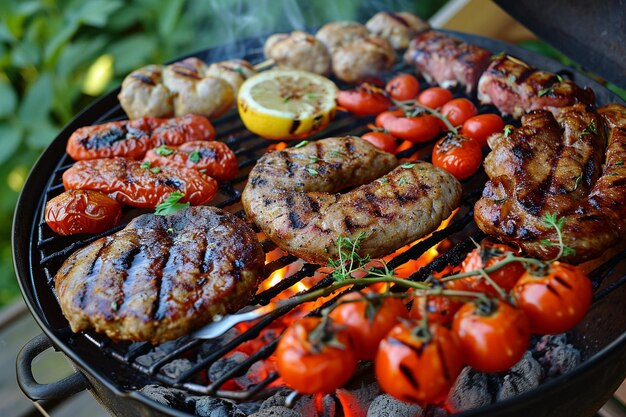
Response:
[55,207,264,344]
[63,157,218,208]
[403,31,492,94]
[475,104,626,262]
[66,114,215,160]
[478,55,595,118]
[242,137,462,264]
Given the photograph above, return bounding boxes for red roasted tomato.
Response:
[417,87,453,109]
[452,299,530,373]
[45,189,122,235]
[382,114,441,143]
[276,317,357,394]
[432,134,483,180]
[376,321,464,405]
[375,109,404,128]
[440,98,477,127]
[512,262,592,335]
[329,291,408,360]
[337,84,392,116]
[361,131,398,154]
[385,73,420,101]
[461,114,505,148]
[410,291,463,326]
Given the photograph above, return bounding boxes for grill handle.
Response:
[16,333,90,400]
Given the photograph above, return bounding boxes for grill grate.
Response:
[30,35,626,407]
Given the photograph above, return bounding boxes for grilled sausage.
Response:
[63,157,218,208]
[66,114,216,160]
[45,190,122,235]
[144,141,238,181]
[242,136,462,264]
[54,206,265,344]
[475,104,626,262]
[366,11,430,49]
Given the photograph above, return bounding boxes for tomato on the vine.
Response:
[336,84,392,116]
[432,134,483,180]
[376,321,464,405]
[329,291,408,360]
[417,87,453,109]
[512,262,592,335]
[385,73,420,101]
[382,114,441,143]
[440,98,477,127]
[276,317,357,394]
[461,114,505,148]
[409,290,463,326]
[375,109,404,128]
[455,241,526,297]
[452,299,530,373]
[361,131,398,154]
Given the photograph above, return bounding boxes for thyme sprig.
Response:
[392,98,458,134]
[540,213,576,260]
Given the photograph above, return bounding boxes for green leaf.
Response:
[70,0,124,28]
[158,0,185,37]
[56,35,108,79]
[24,117,57,149]
[401,162,416,169]
[140,160,151,169]
[189,150,201,163]
[11,39,40,67]
[0,122,23,164]
[19,72,53,121]
[155,145,174,156]
[108,34,158,73]
[0,21,15,42]
[295,140,309,148]
[43,20,80,66]
[306,168,318,176]
[0,80,17,118]
[155,191,190,215]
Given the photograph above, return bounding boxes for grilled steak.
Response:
[66,114,216,160]
[475,103,626,262]
[55,206,265,344]
[242,136,462,264]
[403,31,492,94]
[477,54,595,118]
[63,157,218,208]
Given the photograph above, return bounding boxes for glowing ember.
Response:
[267,141,288,151]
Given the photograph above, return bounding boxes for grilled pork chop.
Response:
[55,206,265,344]
[477,54,595,118]
[242,136,462,264]
[403,31,492,94]
[475,103,626,262]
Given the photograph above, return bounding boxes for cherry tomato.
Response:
[383,114,441,143]
[329,291,408,360]
[432,134,483,180]
[361,131,398,154]
[452,300,530,373]
[276,317,357,394]
[45,190,122,235]
[417,87,453,109]
[440,98,477,127]
[461,114,505,148]
[512,262,592,335]
[385,73,420,101]
[376,322,464,405]
[337,84,392,116]
[375,109,404,128]
[410,291,463,326]
[456,241,526,297]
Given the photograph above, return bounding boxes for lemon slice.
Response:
[237,69,338,140]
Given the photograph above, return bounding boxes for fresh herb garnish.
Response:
[582,121,598,136]
[155,191,190,215]
[378,177,389,184]
[615,161,624,166]
[154,145,174,156]
[306,92,316,100]
[572,174,583,191]
[295,140,309,148]
[400,162,417,169]
[150,166,161,173]
[328,150,344,158]
[540,213,576,259]
[397,177,406,185]
[309,156,320,163]
[503,125,514,137]
[538,87,553,97]
[494,198,507,204]
[306,168,318,176]
[140,161,152,169]
[189,150,201,163]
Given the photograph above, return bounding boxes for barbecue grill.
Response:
[13,29,626,417]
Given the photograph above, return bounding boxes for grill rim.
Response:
[13,30,626,417]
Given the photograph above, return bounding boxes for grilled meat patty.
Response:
[63,157,218,208]
[477,54,595,118]
[475,103,626,262]
[242,136,462,264]
[55,206,265,344]
[66,114,215,160]
[403,31,492,94]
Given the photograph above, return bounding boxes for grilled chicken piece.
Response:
[404,31,491,94]
[331,35,395,83]
[63,157,218,208]
[206,59,256,96]
[366,11,430,49]
[144,141,238,181]
[477,54,595,118]
[315,21,369,51]
[66,114,215,160]
[55,206,264,344]
[242,136,462,264]
[118,65,175,119]
[475,104,626,262]
[264,31,331,75]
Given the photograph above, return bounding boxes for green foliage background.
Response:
[0,0,448,306]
